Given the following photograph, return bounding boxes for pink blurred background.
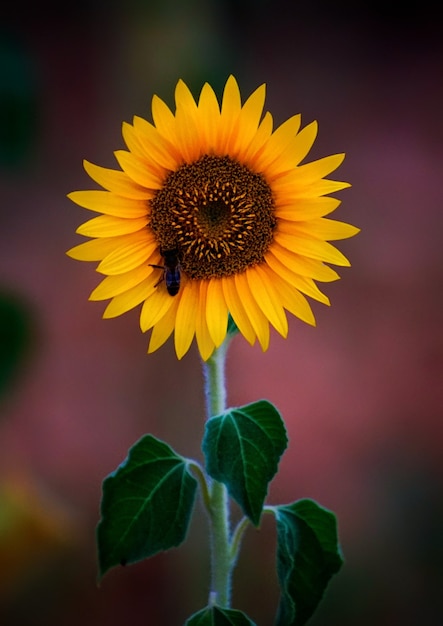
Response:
[1,2,442,624]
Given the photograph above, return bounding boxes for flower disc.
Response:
[150,154,275,279]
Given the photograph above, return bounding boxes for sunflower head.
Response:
[67,76,359,360]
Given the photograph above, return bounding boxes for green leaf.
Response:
[202,400,287,526]
[185,605,257,625]
[97,434,197,579]
[273,499,344,626]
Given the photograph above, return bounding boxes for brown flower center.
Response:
[149,155,275,279]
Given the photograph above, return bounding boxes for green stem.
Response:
[204,340,229,416]
[203,339,232,608]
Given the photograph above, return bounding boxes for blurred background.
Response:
[1,1,442,624]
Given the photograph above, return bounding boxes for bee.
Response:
[150,248,181,296]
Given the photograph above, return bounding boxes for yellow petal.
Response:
[195,281,216,361]
[121,123,166,179]
[132,116,180,170]
[197,82,221,151]
[139,286,177,332]
[240,84,266,133]
[175,79,198,119]
[269,243,340,282]
[270,273,316,326]
[234,272,270,351]
[275,177,351,201]
[221,275,256,346]
[174,80,202,162]
[76,214,148,238]
[308,178,351,196]
[291,120,318,164]
[264,251,330,305]
[221,75,241,120]
[217,75,242,153]
[174,279,199,359]
[246,265,288,337]
[67,235,135,262]
[83,160,152,199]
[103,275,157,318]
[297,153,346,182]
[265,120,318,179]
[122,121,146,159]
[68,190,148,218]
[148,298,180,354]
[175,104,201,163]
[206,279,229,348]
[274,230,351,266]
[89,265,152,300]
[286,217,360,241]
[151,94,177,146]
[233,83,266,156]
[97,237,158,275]
[275,197,341,221]
[114,151,163,189]
[253,114,301,172]
[241,112,273,166]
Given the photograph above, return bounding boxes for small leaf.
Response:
[273,499,344,626]
[97,434,197,579]
[202,400,287,526]
[227,314,239,337]
[185,605,257,625]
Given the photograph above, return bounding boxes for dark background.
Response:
[1,1,442,624]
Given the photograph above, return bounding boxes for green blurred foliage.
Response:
[0,33,39,169]
[0,292,33,403]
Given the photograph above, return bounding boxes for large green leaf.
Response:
[273,499,344,626]
[202,400,287,526]
[97,434,197,579]
[185,605,257,625]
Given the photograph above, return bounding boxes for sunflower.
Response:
[67,76,358,360]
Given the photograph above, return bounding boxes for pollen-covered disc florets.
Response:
[150,155,276,280]
[67,75,359,360]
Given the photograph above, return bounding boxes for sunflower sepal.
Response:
[202,400,288,526]
[227,314,240,338]
[271,499,344,626]
[185,605,257,625]
[96,434,197,580]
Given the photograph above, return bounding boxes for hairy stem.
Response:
[203,339,232,607]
